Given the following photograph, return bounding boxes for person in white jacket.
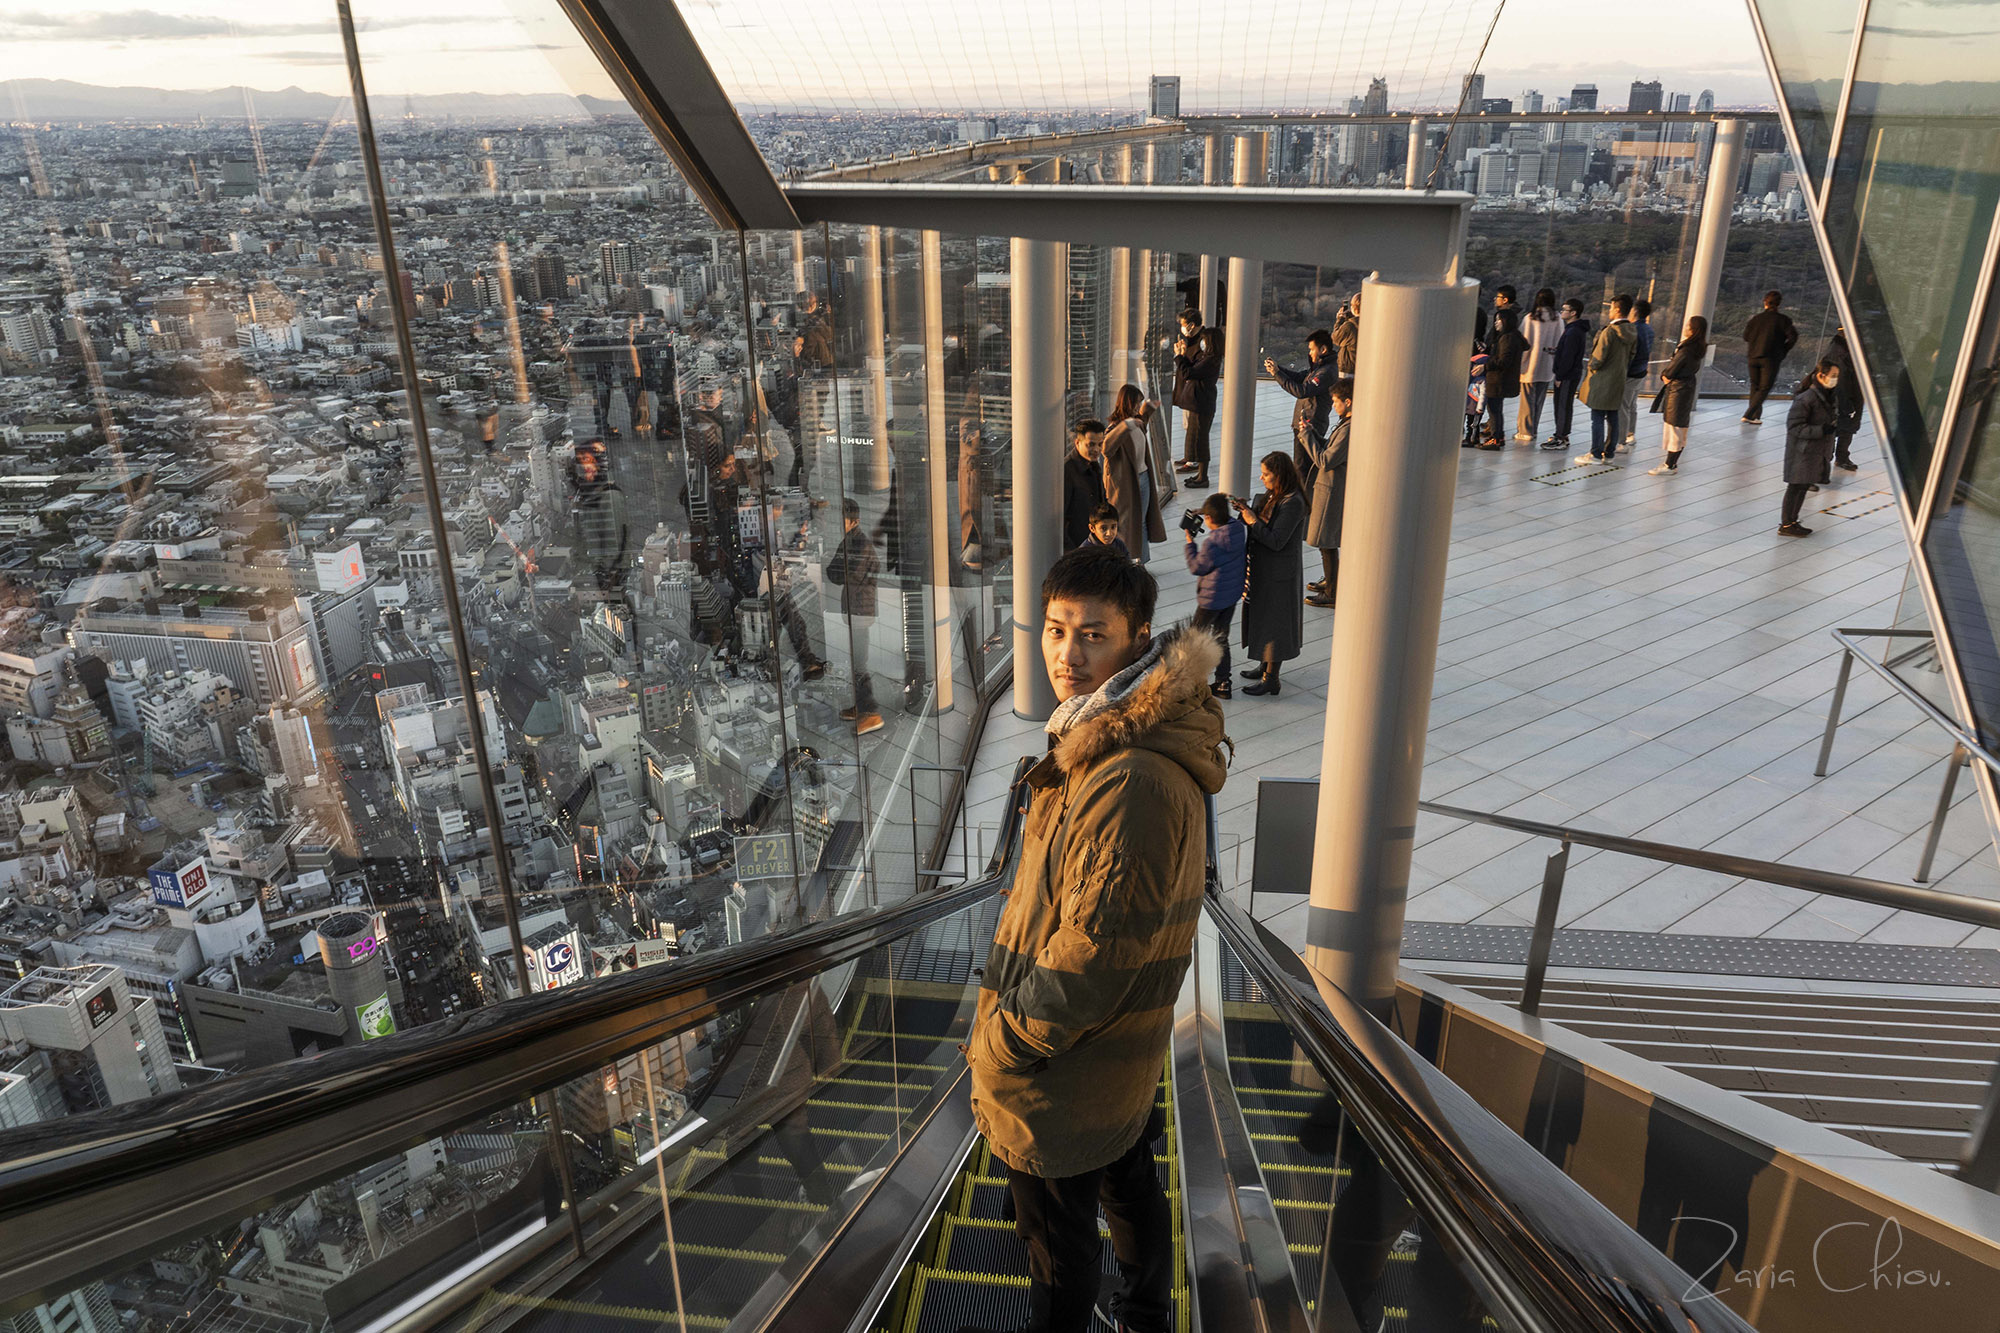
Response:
[1516,288,1563,443]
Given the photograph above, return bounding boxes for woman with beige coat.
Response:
[1103,384,1167,562]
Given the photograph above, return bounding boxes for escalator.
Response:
[0,762,1762,1333]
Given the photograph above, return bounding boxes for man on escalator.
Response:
[962,546,1229,1333]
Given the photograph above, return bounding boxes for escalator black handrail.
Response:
[1203,885,1755,1333]
[0,757,1037,1309]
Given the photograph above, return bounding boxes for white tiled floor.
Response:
[961,387,2000,955]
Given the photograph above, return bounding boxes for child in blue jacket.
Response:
[1183,492,1247,698]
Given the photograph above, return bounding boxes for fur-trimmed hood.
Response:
[1047,624,1229,793]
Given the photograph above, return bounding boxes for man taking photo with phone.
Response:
[963,546,1229,1333]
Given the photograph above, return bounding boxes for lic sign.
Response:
[543,940,575,974]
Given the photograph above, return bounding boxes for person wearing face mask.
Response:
[1544,298,1591,451]
[1781,358,1843,537]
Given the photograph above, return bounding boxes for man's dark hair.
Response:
[1764,290,1783,308]
[842,498,860,521]
[1089,502,1120,526]
[1073,418,1105,440]
[1610,293,1634,317]
[1815,356,1842,377]
[1562,298,1585,316]
[1201,492,1232,523]
[1495,285,1516,304]
[1042,546,1157,633]
[1179,308,1201,326]
[1633,297,1653,320]
[1306,328,1334,353]
[1329,377,1355,404]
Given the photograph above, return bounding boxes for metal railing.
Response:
[1816,626,1995,881]
[1414,793,2000,1187]
[1416,797,2000,1016]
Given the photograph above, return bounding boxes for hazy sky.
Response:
[0,0,1841,111]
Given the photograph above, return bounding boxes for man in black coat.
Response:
[827,498,883,734]
[1544,299,1591,450]
[1266,329,1338,489]
[1172,307,1222,488]
[1063,420,1109,551]
[1822,330,1864,471]
[1740,290,1798,424]
[1781,358,1841,537]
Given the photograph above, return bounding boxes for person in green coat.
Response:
[1575,293,1637,465]
[968,546,1227,1333]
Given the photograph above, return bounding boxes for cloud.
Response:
[1867,24,2000,37]
[267,50,348,66]
[0,9,489,41]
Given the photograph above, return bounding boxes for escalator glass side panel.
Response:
[480,892,1003,1333]
[1216,934,1513,1333]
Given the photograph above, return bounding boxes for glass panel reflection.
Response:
[1216,937,1510,1333]
[1822,1,2000,495]
[1754,0,1858,196]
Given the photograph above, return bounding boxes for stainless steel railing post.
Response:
[1916,744,1969,883]
[1814,645,1855,777]
[1521,841,1569,1017]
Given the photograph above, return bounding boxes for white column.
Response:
[1683,119,1745,332]
[862,226,893,491]
[1109,144,1135,398]
[1217,132,1267,501]
[921,229,954,712]
[1011,231,1067,721]
[1305,274,1480,1012]
[1405,117,1428,189]
[1196,135,1222,326]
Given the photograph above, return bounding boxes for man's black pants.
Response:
[1745,358,1782,420]
[1181,410,1213,471]
[1004,1109,1171,1333]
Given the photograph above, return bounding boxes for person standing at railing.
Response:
[1234,452,1307,697]
[1516,288,1561,443]
[1477,308,1525,449]
[1646,316,1708,476]
[1780,357,1843,537]
[1822,327,1864,474]
[1544,298,1590,451]
[965,546,1227,1333]
[1330,292,1361,375]
[1264,329,1337,490]
[1063,420,1109,552]
[1619,297,1655,449]
[1171,307,1222,489]
[1103,385,1166,563]
[1575,294,1636,465]
[1183,491,1246,698]
[1740,290,1798,425]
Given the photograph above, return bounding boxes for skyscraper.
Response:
[1521,90,1544,114]
[1461,72,1485,112]
[1568,83,1598,111]
[1628,80,1664,113]
[1148,76,1180,120]
[597,240,636,288]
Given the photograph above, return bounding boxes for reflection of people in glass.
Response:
[958,398,985,573]
[793,291,834,498]
[1633,1101,1773,1295]
[570,439,628,599]
[827,499,882,736]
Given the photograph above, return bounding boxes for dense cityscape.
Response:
[0,69,1817,1331]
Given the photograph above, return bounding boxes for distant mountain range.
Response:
[5,79,642,123]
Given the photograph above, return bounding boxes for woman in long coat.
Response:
[1646,315,1707,475]
[1780,359,1839,536]
[1304,384,1352,608]
[1236,451,1307,696]
[1103,384,1167,561]
[1478,307,1525,447]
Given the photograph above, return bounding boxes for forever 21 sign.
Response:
[734,834,793,883]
